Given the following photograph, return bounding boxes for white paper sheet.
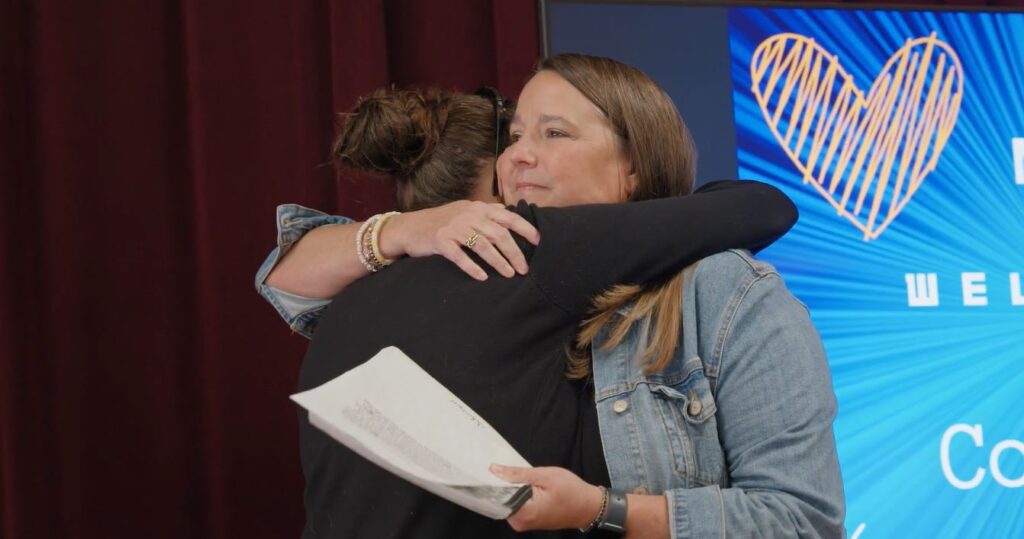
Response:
[290,346,532,519]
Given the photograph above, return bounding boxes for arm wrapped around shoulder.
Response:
[694,179,799,254]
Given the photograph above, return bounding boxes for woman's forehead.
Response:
[513,71,606,126]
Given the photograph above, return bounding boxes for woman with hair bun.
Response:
[256,86,540,335]
[259,53,841,539]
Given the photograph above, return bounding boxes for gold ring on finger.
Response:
[464,232,481,249]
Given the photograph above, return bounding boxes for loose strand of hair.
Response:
[568,269,691,380]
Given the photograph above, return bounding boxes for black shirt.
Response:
[297,180,795,538]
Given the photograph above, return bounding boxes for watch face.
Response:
[598,490,628,533]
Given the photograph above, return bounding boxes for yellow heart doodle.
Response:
[751,33,963,240]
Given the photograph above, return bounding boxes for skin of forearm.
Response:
[624,494,671,539]
[263,212,421,298]
[264,222,369,298]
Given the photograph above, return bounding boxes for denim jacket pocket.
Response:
[647,367,724,487]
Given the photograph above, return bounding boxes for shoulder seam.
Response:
[710,265,779,368]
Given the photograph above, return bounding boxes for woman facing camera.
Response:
[491,55,843,539]
[260,54,843,538]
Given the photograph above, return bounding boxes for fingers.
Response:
[491,464,554,532]
[472,208,536,275]
[490,463,539,484]
[506,503,535,532]
[438,241,487,281]
[488,207,541,246]
[469,236,516,278]
[471,220,523,277]
[430,201,540,279]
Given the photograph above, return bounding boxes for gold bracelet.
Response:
[370,211,400,267]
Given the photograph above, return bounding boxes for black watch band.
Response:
[597,489,628,534]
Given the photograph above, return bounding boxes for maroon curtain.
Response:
[2,0,1021,538]
[0,1,538,537]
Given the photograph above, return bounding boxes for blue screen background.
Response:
[729,8,1024,537]
[549,3,1024,536]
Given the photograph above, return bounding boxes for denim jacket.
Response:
[257,210,845,537]
[254,204,353,338]
[592,250,845,538]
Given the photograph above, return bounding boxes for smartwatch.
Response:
[597,489,628,534]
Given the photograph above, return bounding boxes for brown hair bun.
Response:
[333,89,451,178]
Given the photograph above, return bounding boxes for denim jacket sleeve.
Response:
[254,204,355,339]
[665,256,846,538]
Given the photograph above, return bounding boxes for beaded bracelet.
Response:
[355,216,378,272]
[363,216,384,269]
[355,211,401,273]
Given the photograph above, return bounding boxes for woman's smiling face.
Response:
[497,70,636,207]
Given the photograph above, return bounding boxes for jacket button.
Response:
[687,389,703,417]
[612,399,629,413]
[632,486,649,495]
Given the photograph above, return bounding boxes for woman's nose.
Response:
[504,138,536,167]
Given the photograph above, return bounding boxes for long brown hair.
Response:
[332,88,499,211]
[536,54,698,379]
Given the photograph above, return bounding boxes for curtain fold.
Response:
[1,1,538,537]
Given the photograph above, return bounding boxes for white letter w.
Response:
[906,273,939,307]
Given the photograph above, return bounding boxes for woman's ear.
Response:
[616,137,638,198]
[624,166,639,199]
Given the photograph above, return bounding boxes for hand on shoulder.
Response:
[384,200,541,281]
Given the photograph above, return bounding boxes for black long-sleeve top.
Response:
[297,180,797,539]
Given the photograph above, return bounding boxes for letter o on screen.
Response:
[990,439,1024,488]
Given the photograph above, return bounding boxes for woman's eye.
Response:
[545,129,566,138]
[509,132,521,143]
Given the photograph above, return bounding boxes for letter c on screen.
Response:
[941,423,985,490]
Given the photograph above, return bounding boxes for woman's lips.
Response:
[514,182,547,193]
